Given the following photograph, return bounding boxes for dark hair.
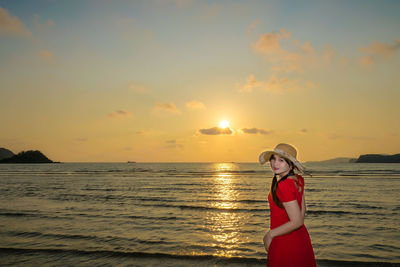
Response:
[270,154,295,208]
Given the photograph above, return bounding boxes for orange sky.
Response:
[1,1,399,162]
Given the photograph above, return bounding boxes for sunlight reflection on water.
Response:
[204,163,248,257]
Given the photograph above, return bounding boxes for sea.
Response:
[0,162,399,267]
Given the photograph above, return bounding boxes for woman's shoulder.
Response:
[284,174,299,183]
[277,177,297,189]
[278,174,304,190]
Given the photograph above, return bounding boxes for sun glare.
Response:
[219,120,230,129]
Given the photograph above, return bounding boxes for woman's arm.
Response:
[271,200,304,237]
[264,200,304,252]
[301,193,306,219]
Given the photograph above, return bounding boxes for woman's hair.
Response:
[270,154,295,208]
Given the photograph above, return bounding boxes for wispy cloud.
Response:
[250,28,323,91]
[40,49,54,62]
[135,129,157,135]
[0,6,32,37]
[199,127,232,135]
[263,75,300,92]
[299,128,308,134]
[241,128,272,135]
[154,102,180,113]
[239,74,263,93]
[239,74,305,93]
[359,39,400,66]
[252,28,291,55]
[108,110,133,118]
[252,28,337,73]
[360,39,400,58]
[321,45,338,63]
[164,139,184,149]
[246,19,260,36]
[186,100,206,110]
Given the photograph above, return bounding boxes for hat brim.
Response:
[259,149,305,173]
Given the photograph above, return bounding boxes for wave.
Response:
[3,207,382,219]
[138,202,267,212]
[307,209,385,216]
[0,247,398,266]
[4,231,173,245]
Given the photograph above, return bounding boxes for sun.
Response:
[219,120,230,129]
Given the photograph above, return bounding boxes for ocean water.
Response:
[0,162,399,267]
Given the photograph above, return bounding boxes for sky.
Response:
[1,0,399,162]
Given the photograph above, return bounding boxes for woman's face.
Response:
[270,154,291,175]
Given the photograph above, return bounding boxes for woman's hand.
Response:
[263,230,273,253]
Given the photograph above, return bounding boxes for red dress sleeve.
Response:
[276,179,297,202]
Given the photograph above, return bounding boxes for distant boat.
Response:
[127,161,136,163]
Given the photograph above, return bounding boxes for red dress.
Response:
[267,175,316,267]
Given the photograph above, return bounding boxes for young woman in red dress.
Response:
[259,143,316,267]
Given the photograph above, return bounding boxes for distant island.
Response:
[305,157,357,164]
[0,148,14,160]
[0,148,55,163]
[355,154,400,163]
[306,154,400,164]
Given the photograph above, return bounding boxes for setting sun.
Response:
[219,120,230,129]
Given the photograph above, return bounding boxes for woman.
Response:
[259,143,316,267]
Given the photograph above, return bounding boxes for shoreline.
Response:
[1,247,399,267]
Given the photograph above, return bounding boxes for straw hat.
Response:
[259,143,305,173]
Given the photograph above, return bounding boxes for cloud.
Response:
[358,39,400,66]
[322,45,338,63]
[359,56,373,66]
[239,74,303,93]
[252,28,337,73]
[239,74,263,93]
[164,139,184,149]
[263,75,300,92]
[252,29,307,72]
[108,110,133,118]
[186,100,206,110]
[241,128,272,135]
[359,39,400,58]
[299,128,308,134]
[252,28,291,55]
[199,127,233,135]
[154,102,180,113]
[40,49,54,62]
[135,129,156,135]
[0,7,32,37]
[246,19,260,36]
